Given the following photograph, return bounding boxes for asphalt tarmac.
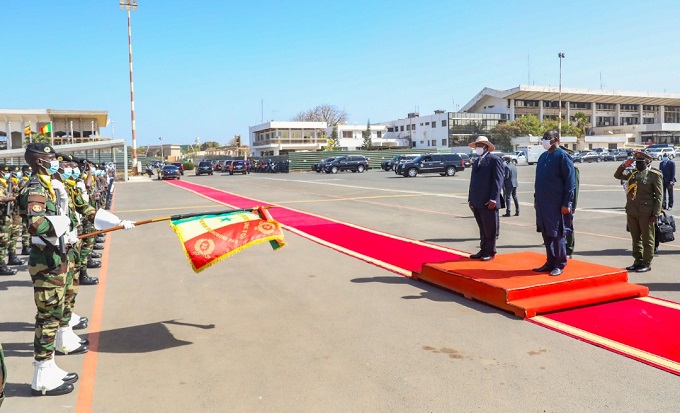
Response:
[2,161,679,412]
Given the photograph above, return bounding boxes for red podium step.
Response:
[412,252,648,318]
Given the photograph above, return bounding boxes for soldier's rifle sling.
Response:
[6,180,12,216]
[77,206,275,239]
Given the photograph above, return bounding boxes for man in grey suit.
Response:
[467,136,505,261]
[502,156,519,217]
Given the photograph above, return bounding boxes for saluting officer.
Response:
[614,151,663,273]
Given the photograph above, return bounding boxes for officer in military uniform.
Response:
[7,165,27,266]
[18,143,80,396]
[614,151,663,273]
[0,164,18,275]
[19,164,33,255]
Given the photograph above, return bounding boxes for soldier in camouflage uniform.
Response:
[0,164,18,276]
[7,165,27,266]
[19,164,33,255]
[18,143,80,396]
[614,151,663,273]
[79,160,102,280]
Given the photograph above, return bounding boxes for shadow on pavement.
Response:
[93,320,213,354]
[0,279,32,290]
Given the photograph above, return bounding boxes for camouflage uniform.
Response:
[7,167,26,265]
[19,170,32,254]
[0,173,17,275]
[614,153,664,270]
[19,174,69,360]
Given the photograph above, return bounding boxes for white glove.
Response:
[67,230,79,245]
[45,216,71,237]
[119,220,135,230]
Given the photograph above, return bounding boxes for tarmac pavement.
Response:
[2,163,679,412]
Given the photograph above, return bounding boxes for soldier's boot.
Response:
[79,267,99,286]
[31,358,75,396]
[86,258,101,269]
[90,252,102,258]
[95,237,106,244]
[55,327,89,355]
[7,253,25,266]
[92,244,104,250]
[21,246,31,256]
[0,261,17,276]
[70,313,89,330]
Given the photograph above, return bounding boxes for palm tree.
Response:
[573,112,589,138]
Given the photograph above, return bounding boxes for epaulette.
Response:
[649,168,663,176]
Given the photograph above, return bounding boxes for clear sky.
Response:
[2,0,679,147]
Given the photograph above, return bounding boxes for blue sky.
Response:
[2,1,679,147]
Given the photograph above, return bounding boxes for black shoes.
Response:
[86,259,101,269]
[90,252,102,258]
[550,268,563,276]
[95,237,106,243]
[93,244,104,250]
[625,264,642,271]
[514,212,519,216]
[0,264,17,276]
[532,264,552,272]
[72,318,89,330]
[21,246,31,255]
[481,255,495,261]
[636,266,651,273]
[7,254,25,265]
[31,382,74,397]
[502,213,511,217]
[469,252,484,259]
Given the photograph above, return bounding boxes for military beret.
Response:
[21,165,32,172]
[26,142,55,155]
[9,165,20,172]
[634,151,653,161]
[55,153,74,162]
[0,164,8,172]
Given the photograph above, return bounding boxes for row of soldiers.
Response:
[0,143,134,400]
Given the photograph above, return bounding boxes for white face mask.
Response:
[475,147,485,156]
[542,139,552,150]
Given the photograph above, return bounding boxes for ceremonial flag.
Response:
[24,125,31,135]
[169,206,285,273]
[40,123,52,134]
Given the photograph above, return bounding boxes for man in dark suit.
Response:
[501,157,519,217]
[659,153,676,210]
[467,136,505,261]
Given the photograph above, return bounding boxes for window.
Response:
[431,122,436,128]
[620,117,638,125]
[441,120,446,127]
[643,105,657,111]
[431,140,436,146]
[620,104,639,111]
[406,125,411,131]
[412,124,416,130]
[569,102,591,109]
[643,118,655,124]
[425,122,430,125]
[442,139,447,146]
[400,125,404,131]
[376,131,382,138]
[596,103,616,110]
[342,131,352,138]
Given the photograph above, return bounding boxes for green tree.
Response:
[572,112,589,138]
[541,119,581,137]
[323,126,339,151]
[513,115,543,136]
[200,141,221,151]
[24,133,51,146]
[490,122,520,152]
[362,120,372,149]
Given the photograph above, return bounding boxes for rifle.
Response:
[6,180,13,216]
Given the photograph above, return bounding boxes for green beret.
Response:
[26,142,55,155]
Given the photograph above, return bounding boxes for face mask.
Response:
[662,156,668,161]
[16,172,22,179]
[72,167,81,179]
[542,139,552,150]
[41,159,60,175]
[2,173,9,180]
[635,161,647,171]
[61,167,73,179]
[475,147,485,156]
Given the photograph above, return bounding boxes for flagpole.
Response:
[50,121,54,146]
[77,206,274,239]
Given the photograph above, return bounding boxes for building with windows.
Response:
[461,85,680,147]
[249,121,327,156]
[0,109,109,150]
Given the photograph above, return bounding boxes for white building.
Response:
[461,85,680,148]
[249,121,327,156]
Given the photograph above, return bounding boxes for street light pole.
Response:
[558,52,565,137]
[159,136,164,160]
[120,0,138,173]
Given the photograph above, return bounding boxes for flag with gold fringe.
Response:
[169,206,285,273]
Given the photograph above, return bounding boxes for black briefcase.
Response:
[656,212,676,243]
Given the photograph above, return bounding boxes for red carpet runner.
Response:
[168,180,680,375]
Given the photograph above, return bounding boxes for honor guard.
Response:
[614,151,663,273]
[7,165,27,266]
[0,164,18,275]
[19,165,33,255]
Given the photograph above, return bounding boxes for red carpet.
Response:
[167,180,680,375]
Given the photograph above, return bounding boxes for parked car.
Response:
[602,150,629,162]
[381,154,418,171]
[323,155,369,174]
[399,153,466,177]
[160,165,181,180]
[213,160,226,171]
[195,160,214,176]
[458,153,472,168]
[393,155,421,175]
[647,147,675,160]
[229,160,247,175]
[171,162,185,175]
[502,151,528,165]
[573,151,602,163]
[312,157,336,173]
[221,160,234,172]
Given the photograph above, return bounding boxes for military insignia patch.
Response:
[32,204,43,213]
[44,147,51,153]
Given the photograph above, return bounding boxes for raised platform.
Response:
[412,252,649,318]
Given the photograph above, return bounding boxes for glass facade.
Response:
[447,112,507,146]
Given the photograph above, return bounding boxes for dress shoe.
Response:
[90,252,102,258]
[95,237,106,243]
[55,344,88,356]
[566,255,573,259]
[7,254,26,265]
[625,264,642,271]
[93,244,104,250]
[469,252,484,259]
[481,255,495,261]
[86,259,101,269]
[79,274,99,286]
[514,212,519,216]
[72,318,89,330]
[549,268,563,276]
[21,246,31,255]
[0,264,17,276]
[502,213,511,217]
[636,266,651,273]
[532,264,552,272]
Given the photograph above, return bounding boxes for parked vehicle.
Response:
[647,147,675,160]
[171,162,185,175]
[381,154,418,171]
[323,155,369,174]
[457,153,472,168]
[502,151,528,165]
[399,153,466,177]
[602,150,629,162]
[160,165,181,180]
[573,151,602,163]
[229,160,247,175]
[221,160,234,172]
[312,157,336,173]
[195,161,214,176]
[517,145,547,165]
[393,155,420,175]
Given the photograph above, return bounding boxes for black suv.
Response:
[195,161,213,176]
[312,157,336,173]
[324,155,369,174]
[399,153,466,177]
[382,154,418,171]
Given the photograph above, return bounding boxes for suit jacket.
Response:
[660,159,676,184]
[503,162,518,188]
[468,153,505,209]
